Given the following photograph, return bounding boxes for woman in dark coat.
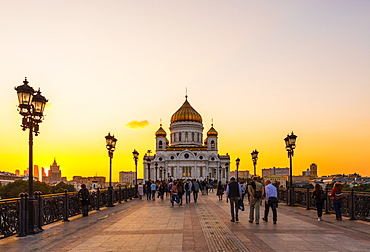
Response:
[216,181,224,201]
[78,184,90,217]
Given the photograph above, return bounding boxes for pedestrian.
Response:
[192,180,200,203]
[262,180,278,224]
[151,181,157,200]
[137,183,144,199]
[240,181,246,201]
[330,182,344,221]
[216,181,224,201]
[145,180,152,200]
[226,177,242,222]
[177,180,184,205]
[312,183,325,221]
[170,181,180,207]
[209,180,214,193]
[185,179,192,203]
[78,184,90,217]
[159,181,166,201]
[247,176,263,224]
[201,180,206,195]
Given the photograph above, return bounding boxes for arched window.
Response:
[179,133,182,141]
[185,132,188,141]
[192,132,195,141]
[159,140,163,149]
[211,140,215,149]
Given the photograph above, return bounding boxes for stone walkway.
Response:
[1,192,370,251]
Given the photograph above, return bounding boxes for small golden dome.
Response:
[207,125,218,137]
[155,125,166,137]
[204,138,208,145]
[170,97,202,124]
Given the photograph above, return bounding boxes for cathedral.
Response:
[143,96,230,182]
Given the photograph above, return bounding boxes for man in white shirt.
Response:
[263,180,278,224]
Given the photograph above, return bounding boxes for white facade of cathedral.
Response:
[143,96,230,182]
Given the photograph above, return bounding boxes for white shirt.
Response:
[265,183,277,200]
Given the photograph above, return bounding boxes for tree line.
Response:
[0,180,76,199]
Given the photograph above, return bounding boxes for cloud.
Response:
[125,120,149,129]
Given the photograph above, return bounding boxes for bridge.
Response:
[1,191,370,251]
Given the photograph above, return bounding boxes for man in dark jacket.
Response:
[226,177,242,222]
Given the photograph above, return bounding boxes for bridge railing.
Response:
[0,185,136,239]
[278,188,370,222]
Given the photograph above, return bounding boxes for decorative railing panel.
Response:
[0,198,19,238]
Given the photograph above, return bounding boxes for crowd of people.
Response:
[78,177,344,223]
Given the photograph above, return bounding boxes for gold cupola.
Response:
[170,96,202,124]
[155,124,167,137]
[207,124,218,137]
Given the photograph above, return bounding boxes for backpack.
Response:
[185,182,189,191]
[251,182,262,199]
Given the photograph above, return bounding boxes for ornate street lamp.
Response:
[15,77,48,235]
[146,156,151,181]
[154,163,158,181]
[105,132,117,207]
[132,149,139,197]
[236,158,240,182]
[159,166,163,180]
[251,149,259,176]
[284,132,297,206]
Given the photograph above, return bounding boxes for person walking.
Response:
[137,183,144,199]
[145,180,152,201]
[78,184,90,217]
[192,180,200,203]
[170,181,180,207]
[331,182,344,221]
[151,181,157,201]
[312,183,325,221]
[159,181,166,201]
[216,181,224,201]
[248,176,263,224]
[262,180,278,224]
[226,177,242,222]
[177,180,184,205]
[185,179,192,203]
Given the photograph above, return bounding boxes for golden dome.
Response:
[170,97,202,123]
[155,125,166,137]
[204,138,208,145]
[207,125,218,137]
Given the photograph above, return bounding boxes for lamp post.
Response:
[219,166,222,181]
[284,132,297,206]
[105,132,117,207]
[159,166,163,180]
[251,149,259,176]
[146,156,151,181]
[132,149,139,198]
[225,163,229,181]
[154,163,158,181]
[164,168,166,181]
[236,158,240,182]
[15,78,48,234]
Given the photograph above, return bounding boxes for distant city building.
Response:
[15,169,20,176]
[33,165,39,179]
[49,158,62,182]
[119,171,136,185]
[262,167,290,177]
[0,171,24,185]
[146,96,230,182]
[265,175,287,188]
[230,170,251,179]
[73,176,106,188]
[309,163,318,179]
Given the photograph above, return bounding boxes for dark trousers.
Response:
[315,200,324,218]
[186,191,191,203]
[229,196,239,220]
[264,200,277,222]
[178,193,183,205]
[193,191,199,203]
[146,190,151,200]
[151,191,156,200]
[333,199,342,219]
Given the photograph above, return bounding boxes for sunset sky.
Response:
[1,1,370,182]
